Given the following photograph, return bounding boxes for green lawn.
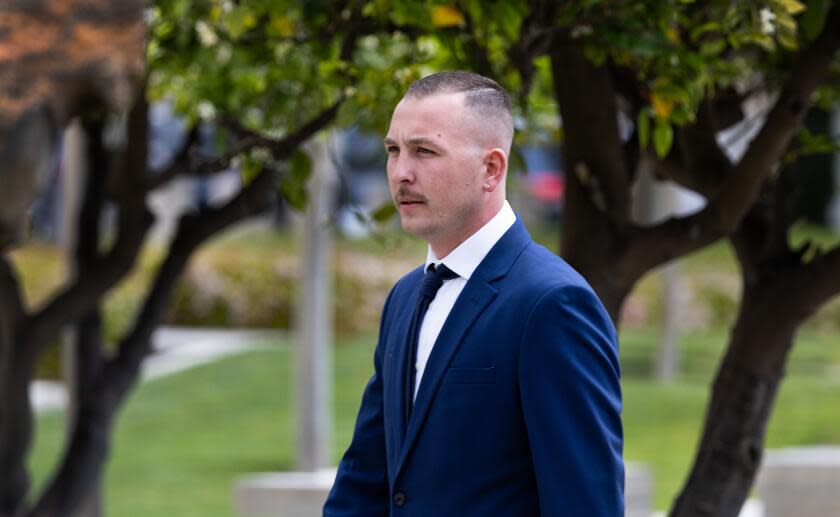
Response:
[28,329,840,515]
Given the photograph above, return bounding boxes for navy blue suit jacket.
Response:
[324,219,623,516]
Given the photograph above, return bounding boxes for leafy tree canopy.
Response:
[148,0,839,175]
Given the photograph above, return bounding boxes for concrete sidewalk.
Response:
[30,326,283,413]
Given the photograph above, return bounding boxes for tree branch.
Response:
[710,6,840,233]
[217,96,345,166]
[72,114,110,399]
[730,196,775,288]
[145,97,344,196]
[623,7,840,275]
[460,10,494,79]
[147,4,366,195]
[338,2,366,62]
[144,126,200,192]
[100,90,343,403]
[620,208,724,280]
[608,63,647,116]
[25,168,281,517]
[31,167,283,517]
[0,257,24,326]
[793,244,840,316]
[649,87,761,200]
[25,152,293,517]
[21,201,152,358]
[766,166,795,261]
[25,75,345,517]
[105,167,279,405]
[20,95,153,358]
[667,100,735,197]
[508,3,563,100]
[23,65,342,374]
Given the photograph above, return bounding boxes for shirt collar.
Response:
[425,200,516,280]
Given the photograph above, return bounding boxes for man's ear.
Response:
[482,148,507,192]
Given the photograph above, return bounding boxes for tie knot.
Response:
[419,264,458,299]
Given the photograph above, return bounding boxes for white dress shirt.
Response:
[413,200,516,401]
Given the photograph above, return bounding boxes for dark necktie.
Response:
[405,263,459,425]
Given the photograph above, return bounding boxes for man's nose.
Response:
[390,156,415,183]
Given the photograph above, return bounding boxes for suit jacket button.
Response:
[393,492,406,507]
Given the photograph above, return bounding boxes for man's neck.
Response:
[426,201,515,278]
[429,199,505,259]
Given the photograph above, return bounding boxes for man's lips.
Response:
[396,196,426,207]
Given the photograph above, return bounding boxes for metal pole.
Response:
[296,137,335,471]
[632,159,683,382]
[60,120,84,434]
[826,107,840,232]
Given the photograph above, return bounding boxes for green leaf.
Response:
[224,5,258,40]
[496,1,525,41]
[291,148,313,182]
[774,12,798,33]
[780,0,806,15]
[700,39,726,56]
[371,201,397,223]
[240,154,263,184]
[751,33,776,51]
[268,14,295,38]
[653,119,673,158]
[508,145,528,175]
[798,127,840,156]
[583,43,607,66]
[280,149,313,211]
[431,5,465,28]
[777,31,799,50]
[637,109,650,150]
[800,0,828,41]
[690,21,721,41]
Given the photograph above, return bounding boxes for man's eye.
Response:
[386,146,399,154]
[417,147,434,154]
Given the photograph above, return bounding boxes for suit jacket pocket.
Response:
[444,367,496,384]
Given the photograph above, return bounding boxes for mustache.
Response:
[394,187,427,203]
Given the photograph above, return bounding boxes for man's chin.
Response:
[399,218,429,239]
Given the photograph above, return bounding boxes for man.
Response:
[324,71,623,516]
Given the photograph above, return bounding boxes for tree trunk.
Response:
[1,243,32,517]
[669,286,796,516]
[28,394,115,517]
[63,116,107,517]
[0,349,36,517]
[550,45,638,322]
[25,93,306,515]
[27,99,147,517]
[669,199,840,515]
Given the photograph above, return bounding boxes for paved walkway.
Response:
[30,326,283,412]
[650,499,763,517]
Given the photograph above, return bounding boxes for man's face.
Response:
[384,92,488,255]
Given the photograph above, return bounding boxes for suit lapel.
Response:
[395,218,532,476]
[387,282,422,457]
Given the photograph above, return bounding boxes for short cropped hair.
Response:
[405,71,514,148]
[406,71,512,114]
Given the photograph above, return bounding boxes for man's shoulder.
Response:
[397,264,425,285]
[387,264,426,299]
[513,241,591,291]
[511,243,617,343]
